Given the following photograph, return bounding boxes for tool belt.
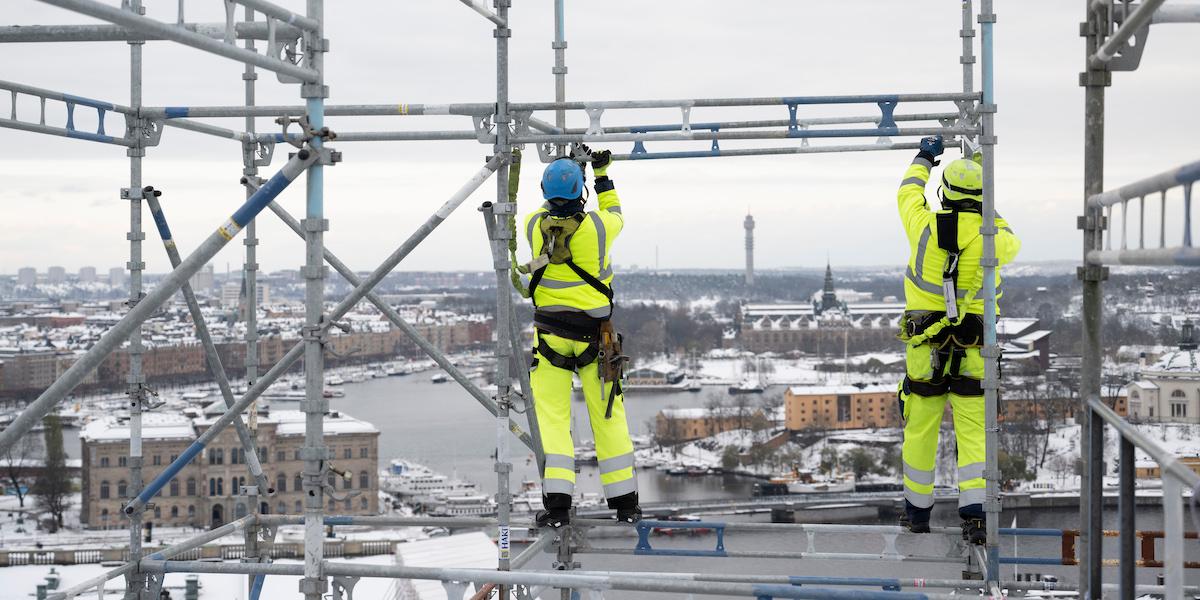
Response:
[534,310,603,343]
[899,310,985,398]
[533,313,628,419]
[900,310,984,349]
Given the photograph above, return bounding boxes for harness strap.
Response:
[934,211,962,320]
[526,213,615,319]
[535,331,599,372]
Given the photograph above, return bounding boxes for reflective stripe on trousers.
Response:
[530,331,636,501]
[900,345,986,513]
[599,451,637,498]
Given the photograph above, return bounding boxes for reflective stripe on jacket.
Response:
[524,187,623,317]
[897,156,1021,314]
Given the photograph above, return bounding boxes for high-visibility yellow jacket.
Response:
[524,186,623,318]
[898,156,1021,314]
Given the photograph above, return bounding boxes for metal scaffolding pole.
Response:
[978,0,1001,587]
[0,21,302,43]
[490,2,515,598]
[240,10,264,598]
[123,2,146,596]
[1080,1,1110,597]
[552,0,567,156]
[299,1,328,598]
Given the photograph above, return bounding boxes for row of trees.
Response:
[2,415,71,531]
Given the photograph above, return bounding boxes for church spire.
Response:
[820,257,838,313]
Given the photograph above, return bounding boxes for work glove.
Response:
[916,136,945,158]
[591,149,612,178]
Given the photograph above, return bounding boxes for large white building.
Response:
[1127,321,1200,423]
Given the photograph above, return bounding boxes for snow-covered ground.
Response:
[695,355,901,386]
[0,493,425,551]
[1,553,405,600]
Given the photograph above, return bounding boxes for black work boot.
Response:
[616,505,642,524]
[537,493,572,529]
[535,509,570,529]
[961,517,987,545]
[899,514,930,534]
[902,501,932,533]
[608,491,641,524]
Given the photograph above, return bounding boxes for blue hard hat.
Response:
[541,158,584,201]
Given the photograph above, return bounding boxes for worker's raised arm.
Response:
[898,136,943,240]
[590,149,624,237]
[995,217,1022,266]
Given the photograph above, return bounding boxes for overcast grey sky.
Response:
[2,1,1198,275]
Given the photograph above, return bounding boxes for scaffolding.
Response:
[0,1,1194,599]
[1078,2,1200,600]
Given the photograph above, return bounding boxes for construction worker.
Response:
[896,136,1020,544]
[524,146,640,528]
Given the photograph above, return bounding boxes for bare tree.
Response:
[654,409,687,456]
[33,415,71,531]
[732,393,753,432]
[2,433,41,508]
[703,393,725,438]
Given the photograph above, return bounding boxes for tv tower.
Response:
[744,211,755,287]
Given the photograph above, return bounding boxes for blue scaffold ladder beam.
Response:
[634,520,727,557]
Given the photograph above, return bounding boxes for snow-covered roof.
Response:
[268,409,379,436]
[630,361,681,375]
[786,384,895,396]
[1012,330,1052,345]
[659,407,755,420]
[1130,380,1159,390]
[81,412,195,442]
[1147,349,1200,373]
[996,317,1039,337]
[395,532,497,600]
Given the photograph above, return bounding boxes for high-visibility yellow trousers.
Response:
[530,331,637,506]
[899,343,986,522]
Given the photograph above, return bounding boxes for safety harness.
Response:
[520,153,627,419]
[901,204,986,399]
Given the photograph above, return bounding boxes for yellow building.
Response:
[784,385,898,431]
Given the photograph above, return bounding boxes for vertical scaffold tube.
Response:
[1079,1,1108,597]
[978,0,1000,586]
[241,6,264,595]
[492,2,514,599]
[553,0,567,155]
[301,0,327,598]
[961,0,975,95]
[124,2,146,597]
[241,8,265,595]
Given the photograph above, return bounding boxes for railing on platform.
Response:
[1084,396,1200,599]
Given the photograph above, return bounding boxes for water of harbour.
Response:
[326,374,756,501]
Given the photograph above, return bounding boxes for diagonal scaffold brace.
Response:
[143,188,275,497]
